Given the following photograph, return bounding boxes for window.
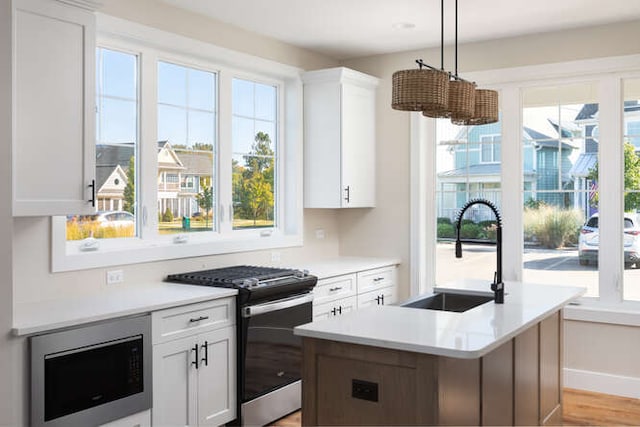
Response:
[480,134,501,163]
[157,61,217,234]
[435,120,502,285]
[53,21,303,271]
[232,79,277,230]
[623,78,640,302]
[66,48,138,242]
[521,83,599,297]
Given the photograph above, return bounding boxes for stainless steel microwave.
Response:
[30,315,152,427]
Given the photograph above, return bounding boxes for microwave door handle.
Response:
[242,293,314,317]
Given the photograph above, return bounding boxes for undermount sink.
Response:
[400,292,493,313]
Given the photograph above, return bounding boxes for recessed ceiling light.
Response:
[392,22,416,30]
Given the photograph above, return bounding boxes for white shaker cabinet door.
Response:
[197,327,237,427]
[152,336,198,427]
[13,0,97,216]
[340,82,376,208]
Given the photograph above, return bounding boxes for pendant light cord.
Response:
[454,0,458,77]
[440,0,444,71]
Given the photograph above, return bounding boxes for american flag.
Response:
[589,180,598,200]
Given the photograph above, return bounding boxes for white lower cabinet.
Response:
[312,264,398,319]
[152,298,236,427]
[313,296,358,320]
[357,286,398,309]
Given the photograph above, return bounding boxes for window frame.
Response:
[479,134,501,163]
[52,14,304,272]
[411,53,640,324]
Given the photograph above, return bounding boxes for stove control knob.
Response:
[243,278,259,288]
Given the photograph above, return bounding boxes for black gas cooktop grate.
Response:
[166,265,300,286]
[166,265,317,306]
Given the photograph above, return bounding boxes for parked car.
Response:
[578,213,640,267]
[95,211,135,228]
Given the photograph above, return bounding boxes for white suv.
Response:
[578,213,640,268]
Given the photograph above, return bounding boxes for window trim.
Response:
[411,53,640,319]
[52,14,303,272]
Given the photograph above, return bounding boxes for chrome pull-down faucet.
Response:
[454,198,504,304]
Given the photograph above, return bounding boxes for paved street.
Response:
[435,243,640,301]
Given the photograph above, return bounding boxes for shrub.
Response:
[162,208,174,223]
[437,217,452,225]
[523,205,582,248]
[437,223,455,239]
[460,223,485,239]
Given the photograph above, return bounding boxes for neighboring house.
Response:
[171,148,214,216]
[96,143,134,211]
[571,101,640,215]
[95,141,213,219]
[437,120,577,222]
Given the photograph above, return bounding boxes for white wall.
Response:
[340,20,640,391]
[0,2,17,426]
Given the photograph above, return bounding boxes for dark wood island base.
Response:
[302,310,562,426]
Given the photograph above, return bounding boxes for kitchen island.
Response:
[294,279,585,426]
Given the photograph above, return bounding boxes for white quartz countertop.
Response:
[13,283,237,336]
[295,279,585,359]
[290,256,401,279]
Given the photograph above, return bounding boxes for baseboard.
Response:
[564,368,640,399]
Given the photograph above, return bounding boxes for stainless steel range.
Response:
[167,265,317,426]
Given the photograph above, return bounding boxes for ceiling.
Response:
[160,0,640,60]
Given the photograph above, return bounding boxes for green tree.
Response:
[196,185,213,228]
[192,142,214,151]
[246,174,273,225]
[123,156,135,214]
[588,141,640,211]
[232,132,275,225]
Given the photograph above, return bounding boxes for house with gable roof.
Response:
[437,120,578,222]
[95,141,213,219]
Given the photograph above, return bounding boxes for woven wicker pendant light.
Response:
[453,88,499,125]
[392,0,449,112]
[392,68,449,111]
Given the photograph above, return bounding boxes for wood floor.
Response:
[270,388,640,426]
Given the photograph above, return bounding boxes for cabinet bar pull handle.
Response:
[189,316,209,323]
[344,186,350,203]
[88,179,96,207]
[373,277,384,282]
[338,306,342,314]
[329,286,342,292]
[201,341,209,366]
[191,344,199,369]
[381,294,385,305]
[331,307,337,316]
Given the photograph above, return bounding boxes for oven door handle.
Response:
[242,293,314,317]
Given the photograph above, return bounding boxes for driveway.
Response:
[435,243,640,301]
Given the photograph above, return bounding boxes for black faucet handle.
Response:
[455,240,462,258]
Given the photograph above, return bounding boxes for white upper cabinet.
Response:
[12,0,98,216]
[303,67,379,208]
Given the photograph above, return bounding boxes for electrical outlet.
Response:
[315,228,326,240]
[271,251,281,263]
[106,269,124,285]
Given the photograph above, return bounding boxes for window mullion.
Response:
[501,86,523,282]
[218,71,233,234]
[598,76,624,303]
[139,50,159,238]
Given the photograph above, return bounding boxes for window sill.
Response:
[52,221,303,272]
[564,301,640,327]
